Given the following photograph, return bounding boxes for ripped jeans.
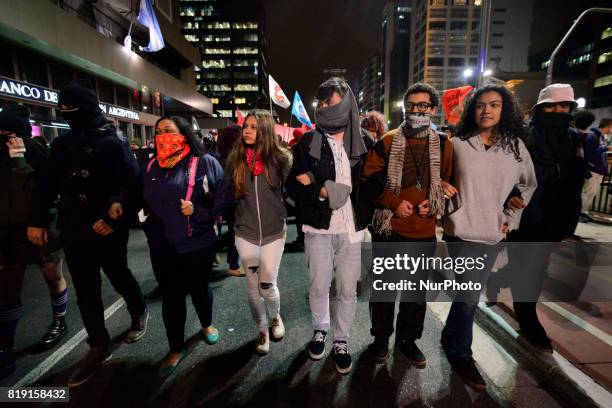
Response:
[235,236,286,333]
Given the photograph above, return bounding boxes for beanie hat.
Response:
[0,104,32,138]
[58,79,102,114]
[532,83,577,111]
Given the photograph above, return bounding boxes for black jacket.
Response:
[37,126,141,242]
[286,129,369,231]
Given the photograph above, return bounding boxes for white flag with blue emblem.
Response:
[291,91,313,128]
[138,0,165,52]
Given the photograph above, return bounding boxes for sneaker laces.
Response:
[334,342,348,354]
[313,331,325,342]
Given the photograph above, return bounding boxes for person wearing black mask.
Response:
[28,80,147,387]
[0,105,69,380]
[504,83,587,353]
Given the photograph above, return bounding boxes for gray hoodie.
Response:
[442,135,537,244]
[234,153,293,246]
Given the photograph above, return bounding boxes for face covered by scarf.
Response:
[527,111,575,165]
[155,133,191,169]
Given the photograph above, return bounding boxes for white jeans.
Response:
[581,172,604,214]
[305,232,361,342]
[235,236,285,332]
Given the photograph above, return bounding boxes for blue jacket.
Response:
[586,128,609,175]
[143,153,233,254]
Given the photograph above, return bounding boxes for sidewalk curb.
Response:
[475,304,612,408]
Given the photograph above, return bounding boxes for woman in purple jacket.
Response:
[143,116,233,378]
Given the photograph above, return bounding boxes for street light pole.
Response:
[477,0,493,88]
[546,7,612,86]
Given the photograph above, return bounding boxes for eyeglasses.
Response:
[405,102,432,112]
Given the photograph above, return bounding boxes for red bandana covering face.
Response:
[245,148,264,176]
[155,133,191,169]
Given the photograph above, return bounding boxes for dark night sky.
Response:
[264,0,387,124]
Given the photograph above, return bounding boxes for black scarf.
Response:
[314,88,366,162]
[527,112,575,165]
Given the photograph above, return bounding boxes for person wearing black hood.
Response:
[28,81,147,387]
[0,105,69,379]
[286,77,368,374]
[504,83,587,353]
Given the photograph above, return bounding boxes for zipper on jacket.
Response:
[254,175,263,246]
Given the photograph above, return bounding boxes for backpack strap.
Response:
[185,155,199,202]
[146,158,156,174]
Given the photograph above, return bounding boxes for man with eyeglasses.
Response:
[361,83,455,365]
[28,80,147,387]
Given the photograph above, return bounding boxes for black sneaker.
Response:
[579,213,591,223]
[368,337,389,364]
[518,330,553,354]
[308,330,326,360]
[332,341,352,374]
[0,347,16,380]
[126,309,149,343]
[36,315,68,352]
[398,340,427,368]
[450,356,486,391]
[67,346,112,387]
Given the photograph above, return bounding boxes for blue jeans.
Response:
[442,235,500,358]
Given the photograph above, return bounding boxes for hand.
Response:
[394,200,413,218]
[441,181,458,199]
[502,223,510,234]
[108,202,124,220]
[27,227,47,246]
[6,137,26,158]
[319,186,328,199]
[296,173,311,186]
[507,196,526,211]
[417,199,429,217]
[92,219,114,236]
[180,199,194,216]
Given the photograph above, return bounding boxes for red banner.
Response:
[442,86,473,125]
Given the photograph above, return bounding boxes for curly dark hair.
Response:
[403,82,440,108]
[455,84,526,162]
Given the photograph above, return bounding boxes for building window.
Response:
[204,35,231,42]
[471,21,479,30]
[200,84,232,92]
[205,48,231,55]
[202,59,231,68]
[234,59,258,67]
[429,21,446,30]
[180,8,195,17]
[599,52,612,64]
[602,27,612,40]
[234,97,246,104]
[428,45,445,55]
[216,110,233,117]
[492,33,504,37]
[428,58,444,66]
[234,72,257,79]
[451,9,468,18]
[201,72,231,79]
[244,33,258,42]
[449,33,468,42]
[491,45,503,49]
[429,33,446,42]
[453,0,467,5]
[430,0,446,5]
[206,22,230,29]
[474,0,482,5]
[232,22,258,29]
[210,98,219,105]
[469,58,477,66]
[448,46,466,54]
[234,84,259,91]
[450,21,468,31]
[594,75,612,88]
[448,58,465,67]
[184,35,198,42]
[429,9,446,18]
[234,47,258,55]
[492,21,505,25]
[566,53,592,67]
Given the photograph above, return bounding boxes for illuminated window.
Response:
[202,59,231,69]
[180,8,195,17]
[184,35,198,42]
[201,84,232,92]
[206,22,230,29]
[594,75,612,88]
[202,72,231,79]
[601,27,612,40]
[234,97,246,104]
[232,22,258,29]
[216,110,233,117]
[205,48,231,55]
[453,0,467,5]
[234,59,258,67]
[599,52,612,64]
[431,0,446,5]
[474,0,482,5]
[204,35,231,42]
[234,47,258,55]
[244,34,258,41]
[234,84,259,91]
[210,98,219,104]
[566,53,592,67]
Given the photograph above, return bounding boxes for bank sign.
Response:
[0,76,140,121]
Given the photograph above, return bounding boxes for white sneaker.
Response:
[255,332,269,354]
[271,315,285,340]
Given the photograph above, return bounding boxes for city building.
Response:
[0,0,211,144]
[353,55,382,115]
[179,0,268,120]
[382,1,411,128]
